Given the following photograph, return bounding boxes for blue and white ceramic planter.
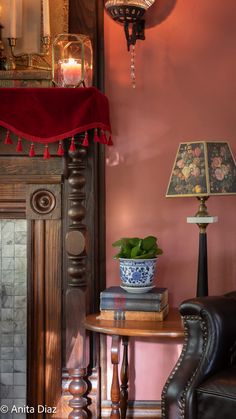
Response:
[119,258,157,288]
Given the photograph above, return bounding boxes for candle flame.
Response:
[67,58,77,64]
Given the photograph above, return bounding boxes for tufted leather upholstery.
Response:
[161,292,236,419]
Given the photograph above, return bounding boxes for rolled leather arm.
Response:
[161,293,236,419]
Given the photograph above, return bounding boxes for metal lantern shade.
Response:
[52,33,93,88]
[105,0,155,50]
[105,0,155,7]
[105,0,155,21]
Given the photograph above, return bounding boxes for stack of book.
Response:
[97,286,169,321]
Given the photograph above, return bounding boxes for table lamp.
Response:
[166,141,236,297]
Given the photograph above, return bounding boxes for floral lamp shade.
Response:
[166,142,236,198]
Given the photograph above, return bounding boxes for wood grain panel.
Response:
[101,400,162,418]
[65,288,86,368]
[69,1,96,40]
[0,183,26,200]
[69,0,104,89]
[0,183,26,216]
[45,219,62,412]
[0,157,63,176]
[0,175,62,184]
[28,220,46,410]
[0,207,25,220]
[28,218,62,416]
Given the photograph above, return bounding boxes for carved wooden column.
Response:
[68,1,106,416]
[65,141,89,417]
[66,144,87,288]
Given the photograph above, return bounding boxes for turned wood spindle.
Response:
[66,142,88,287]
[110,335,121,419]
[120,337,129,419]
[68,368,88,419]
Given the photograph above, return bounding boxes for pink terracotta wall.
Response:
[104,0,236,399]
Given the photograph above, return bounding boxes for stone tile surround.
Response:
[0,220,27,418]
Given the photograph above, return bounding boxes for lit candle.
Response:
[16,0,22,38]
[8,0,22,38]
[9,0,16,38]
[42,0,50,37]
[61,58,82,86]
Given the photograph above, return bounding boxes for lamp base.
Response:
[187,216,218,224]
[195,196,209,217]
[187,197,218,298]
[197,232,208,297]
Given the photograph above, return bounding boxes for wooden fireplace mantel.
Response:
[0,1,106,418]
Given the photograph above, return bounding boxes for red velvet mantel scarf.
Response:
[0,87,112,158]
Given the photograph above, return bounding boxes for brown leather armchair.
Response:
[161,292,236,419]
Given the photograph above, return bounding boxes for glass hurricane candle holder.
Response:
[52,33,93,87]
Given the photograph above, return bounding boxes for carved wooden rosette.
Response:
[26,184,61,220]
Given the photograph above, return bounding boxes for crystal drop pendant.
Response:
[130,44,136,88]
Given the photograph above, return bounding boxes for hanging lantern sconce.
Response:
[105,0,155,87]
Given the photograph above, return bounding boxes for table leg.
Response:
[120,336,129,419]
[110,335,121,419]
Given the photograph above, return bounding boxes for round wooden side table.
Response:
[85,308,184,419]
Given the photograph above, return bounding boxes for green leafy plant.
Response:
[112,236,163,259]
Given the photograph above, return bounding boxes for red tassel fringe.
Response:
[16,137,23,152]
[4,130,13,145]
[4,130,112,159]
[82,132,89,147]
[69,136,76,152]
[43,144,50,159]
[100,130,107,144]
[107,135,113,146]
[29,143,35,157]
[94,129,100,143]
[57,141,64,156]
